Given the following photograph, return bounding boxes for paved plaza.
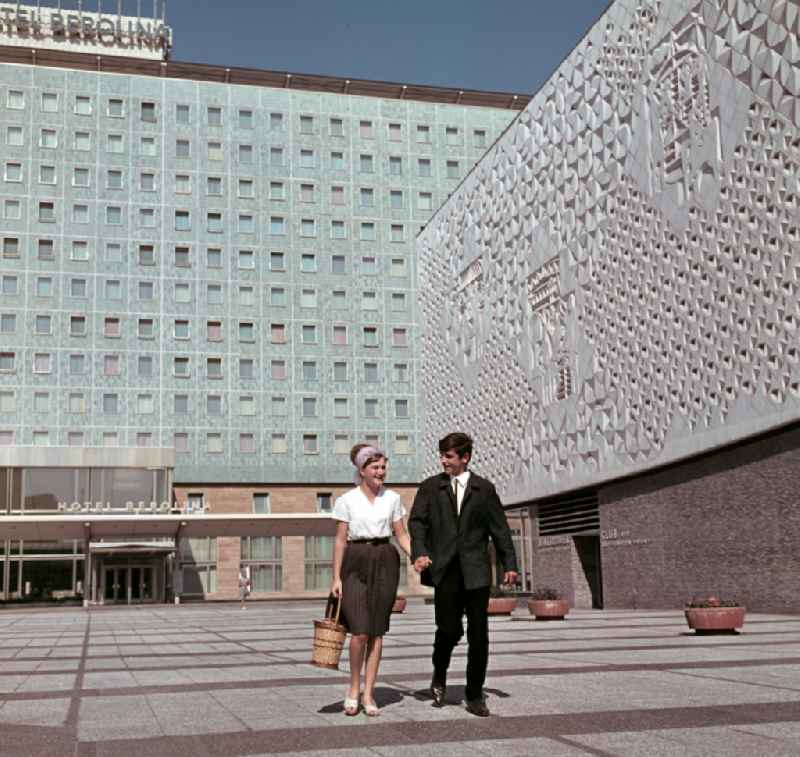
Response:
[1,602,800,756]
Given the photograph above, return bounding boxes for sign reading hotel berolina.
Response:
[0,3,171,60]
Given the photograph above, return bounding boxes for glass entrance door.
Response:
[102,565,156,604]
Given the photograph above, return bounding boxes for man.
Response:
[409,432,518,717]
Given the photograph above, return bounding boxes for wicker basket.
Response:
[311,595,347,670]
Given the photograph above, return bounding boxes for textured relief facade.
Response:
[418,0,800,503]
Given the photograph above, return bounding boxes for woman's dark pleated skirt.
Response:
[341,541,400,637]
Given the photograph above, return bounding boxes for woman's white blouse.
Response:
[332,487,406,539]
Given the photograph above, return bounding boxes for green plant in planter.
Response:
[530,586,562,601]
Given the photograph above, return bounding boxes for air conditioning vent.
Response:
[537,491,599,536]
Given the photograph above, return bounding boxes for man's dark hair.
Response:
[438,432,473,458]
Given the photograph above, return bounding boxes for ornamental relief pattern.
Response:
[418,0,800,502]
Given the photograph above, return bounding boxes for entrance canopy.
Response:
[0,513,337,541]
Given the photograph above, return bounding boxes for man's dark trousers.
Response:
[433,558,490,702]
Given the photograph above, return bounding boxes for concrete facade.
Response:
[417,0,800,610]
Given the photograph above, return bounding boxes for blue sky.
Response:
[166,0,612,94]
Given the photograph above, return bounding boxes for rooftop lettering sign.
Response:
[0,4,172,60]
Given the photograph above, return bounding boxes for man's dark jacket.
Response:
[409,472,518,590]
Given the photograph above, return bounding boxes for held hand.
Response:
[413,555,432,573]
[330,578,342,598]
[503,571,519,585]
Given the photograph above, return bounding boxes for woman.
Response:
[331,444,411,717]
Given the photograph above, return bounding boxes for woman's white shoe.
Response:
[344,695,360,716]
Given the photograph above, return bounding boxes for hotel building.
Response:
[0,3,525,602]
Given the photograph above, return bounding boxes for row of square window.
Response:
[3,164,457,202]
[0,351,412,379]
[3,145,459,183]
[0,429,415,456]
[2,199,429,234]
[0,239,411,279]
[0,388,413,419]
[2,89,490,147]
[0,313,412,344]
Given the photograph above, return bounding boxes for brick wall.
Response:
[599,424,800,613]
[172,483,428,600]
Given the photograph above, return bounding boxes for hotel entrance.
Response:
[102,565,156,604]
[92,544,174,605]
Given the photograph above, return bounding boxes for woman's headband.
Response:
[354,445,386,472]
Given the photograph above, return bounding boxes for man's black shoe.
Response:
[465,698,490,717]
[429,675,446,706]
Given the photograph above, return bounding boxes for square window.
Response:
[302,397,317,417]
[103,354,120,375]
[473,129,487,148]
[138,318,154,338]
[104,317,121,338]
[362,256,377,275]
[7,89,24,109]
[37,239,54,259]
[270,112,283,130]
[359,120,373,139]
[136,432,152,448]
[300,288,317,308]
[73,167,90,187]
[174,433,189,453]
[363,327,378,347]
[35,276,53,297]
[330,117,344,136]
[239,358,255,379]
[0,390,15,413]
[389,156,402,176]
[395,399,409,418]
[107,133,124,153]
[174,319,190,339]
[106,205,122,225]
[108,98,124,117]
[107,169,123,189]
[447,160,460,179]
[253,493,270,513]
[300,148,316,168]
[359,154,374,173]
[141,101,156,122]
[70,278,87,298]
[140,136,157,156]
[175,173,191,194]
[302,361,317,381]
[240,395,256,416]
[39,202,56,222]
[270,216,285,235]
[331,220,346,240]
[270,287,286,306]
[362,291,377,309]
[391,224,405,242]
[446,126,459,144]
[270,323,286,343]
[271,396,286,416]
[301,324,317,344]
[33,391,50,411]
[33,352,51,373]
[334,434,350,454]
[68,392,86,414]
[303,434,318,454]
[207,357,223,379]
[300,115,314,134]
[239,321,255,342]
[271,433,287,454]
[364,398,378,418]
[6,126,23,146]
[270,146,284,166]
[176,139,190,158]
[393,362,409,382]
[0,313,16,334]
[270,359,287,379]
[138,281,154,300]
[270,251,286,271]
[69,353,86,375]
[175,103,190,123]
[39,165,56,184]
[206,433,223,454]
[138,244,155,266]
[238,143,253,163]
[174,246,191,267]
[5,161,22,182]
[2,237,19,258]
[140,172,156,191]
[0,352,15,372]
[3,200,20,220]
[238,249,255,269]
[390,190,403,209]
[34,314,51,335]
[207,247,222,268]
[74,130,91,150]
[333,361,348,381]
[416,124,430,143]
[331,151,345,170]
[174,393,189,413]
[207,320,222,341]
[137,393,154,414]
[32,431,50,446]
[207,284,223,305]
[392,327,409,347]
[332,324,348,346]
[238,178,254,198]
[301,218,316,237]
[360,222,376,241]
[69,315,86,336]
[175,210,191,231]
[418,192,433,210]
[395,434,411,455]
[238,108,253,129]
[364,362,378,382]
[207,106,223,126]
[391,292,407,311]
[3,275,19,295]
[388,123,402,141]
[301,254,317,272]
[207,212,223,233]
[239,433,256,454]
[239,214,255,233]
[331,254,346,274]
[207,176,222,195]
[41,92,58,112]
[360,187,374,207]
[105,279,121,300]
[418,158,432,177]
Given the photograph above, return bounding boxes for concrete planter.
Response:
[527,599,570,620]
[487,597,517,615]
[391,596,407,613]
[685,606,746,633]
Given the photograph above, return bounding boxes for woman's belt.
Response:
[348,537,390,545]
